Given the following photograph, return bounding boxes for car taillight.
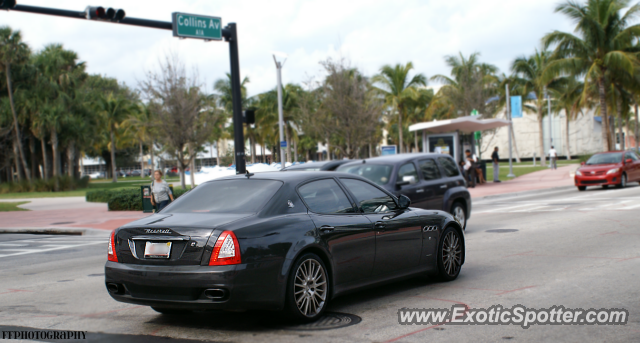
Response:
[108,231,118,262]
[209,231,241,266]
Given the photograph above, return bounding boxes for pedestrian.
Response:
[464,150,476,188]
[150,169,174,212]
[549,145,557,170]
[491,146,501,183]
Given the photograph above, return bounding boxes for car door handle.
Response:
[319,225,335,233]
[416,189,424,193]
[440,185,448,189]
[374,222,386,230]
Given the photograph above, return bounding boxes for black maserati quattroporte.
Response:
[105,172,465,321]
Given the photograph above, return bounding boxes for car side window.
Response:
[298,179,355,214]
[398,163,418,184]
[340,178,398,213]
[418,159,442,180]
[438,157,460,177]
[626,152,639,161]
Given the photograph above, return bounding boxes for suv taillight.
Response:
[209,231,241,266]
[108,231,118,262]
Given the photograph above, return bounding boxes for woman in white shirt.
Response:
[150,170,175,212]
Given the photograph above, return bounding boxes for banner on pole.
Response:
[510,96,522,119]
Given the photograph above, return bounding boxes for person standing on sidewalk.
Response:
[464,150,477,188]
[491,146,501,182]
[150,170,174,212]
[549,146,558,170]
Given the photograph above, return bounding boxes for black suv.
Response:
[337,153,471,229]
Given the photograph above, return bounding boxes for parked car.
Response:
[88,171,105,179]
[336,153,471,229]
[129,170,142,177]
[105,172,465,321]
[574,150,640,190]
[283,160,352,171]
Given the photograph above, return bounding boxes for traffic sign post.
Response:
[6,4,247,175]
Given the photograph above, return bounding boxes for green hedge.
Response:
[0,176,90,194]
[86,187,190,211]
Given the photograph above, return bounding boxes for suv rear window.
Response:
[163,179,283,214]
[337,164,393,185]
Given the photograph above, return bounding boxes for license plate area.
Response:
[144,241,172,259]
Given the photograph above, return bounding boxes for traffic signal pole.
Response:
[6,4,247,174]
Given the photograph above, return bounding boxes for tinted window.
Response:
[298,179,355,214]
[164,179,282,214]
[625,152,639,161]
[586,153,623,165]
[438,157,460,177]
[341,178,398,213]
[398,163,418,182]
[419,159,441,180]
[336,164,393,185]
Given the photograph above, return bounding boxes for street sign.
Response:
[172,13,222,41]
[381,145,397,156]
[280,141,287,148]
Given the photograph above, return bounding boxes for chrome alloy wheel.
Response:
[453,205,466,228]
[294,259,327,317]
[442,231,462,276]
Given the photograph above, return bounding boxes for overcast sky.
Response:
[0,0,577,97]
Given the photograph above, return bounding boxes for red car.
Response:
[575,151,640,191]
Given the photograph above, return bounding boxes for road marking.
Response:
[0,241,104,259]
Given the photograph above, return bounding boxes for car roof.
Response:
[338,153,451,167]
[283,161,328,170]
[204,171,367,185]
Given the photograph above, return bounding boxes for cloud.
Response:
[0,0,581,97]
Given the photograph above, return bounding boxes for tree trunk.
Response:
[150,141,155,172]
[293,139,298,162]
[617,96,624,151]
[12,138,22,181]
[635,103,639,150]
[565,111,571,160]
[41,137,49,179]
[51,128,60,177]
[326,138,331,161]
[67,141,75,177]
[29,136,37,179]
[188,143,195,188]
[6,64,31,182]
[414,131,418,153]
[598,78,611,151]
[538,105,546,166]
[369,143,373,158]
[397,105,403,154]
[110,127,117,183]
[140,140,145,178]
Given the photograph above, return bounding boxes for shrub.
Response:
[87,185,191,211]
[0,176,90,194]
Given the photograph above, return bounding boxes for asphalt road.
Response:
[0,185,639,342]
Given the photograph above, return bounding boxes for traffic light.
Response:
[0,0,16,10]
[85,6,125,21]
[243,109,255,124]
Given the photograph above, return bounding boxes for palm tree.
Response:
[551,77,585,159]
[98,92,136,182]
[512,49,559,166]
[542,0,640,151]
[123,104,155,177]
[0,26,31,182]
[373,62,427,153]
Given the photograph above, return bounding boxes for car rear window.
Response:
[336,164,393,185]
[163,179,283,214]
[586,153,623,165]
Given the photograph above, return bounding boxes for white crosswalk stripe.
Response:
[0,237,105,258]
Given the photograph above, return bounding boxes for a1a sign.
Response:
[172,12,222,41]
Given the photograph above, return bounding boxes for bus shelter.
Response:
[409,116,510,162]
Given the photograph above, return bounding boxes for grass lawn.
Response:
[0,201,30,211]
[0,178,189,199]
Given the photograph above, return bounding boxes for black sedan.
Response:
[105,172,465,321]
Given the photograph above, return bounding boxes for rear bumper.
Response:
[574,174,620,187]
[105,260,284,311]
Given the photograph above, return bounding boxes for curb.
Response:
[0,227,110,236]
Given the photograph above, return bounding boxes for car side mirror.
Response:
[625,158,633,164]
[580,162,586,166]
[397,175,416,186]
[397,194,411,209]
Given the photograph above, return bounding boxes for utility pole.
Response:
[506,84,515,178]
[548,89,552,160]
[273,54,286,168]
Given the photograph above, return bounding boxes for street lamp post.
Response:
[547,89,552,167]
[506,84,515,178]
[273,53,287,168]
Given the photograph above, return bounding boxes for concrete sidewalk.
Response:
[468,164,578,198]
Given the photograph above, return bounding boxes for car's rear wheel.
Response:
[451,202,467,230]
[616,174,627,188]
[151,307,192,315]
[436,227,463,282]
[286,253,329,322]
[577,186,586,191]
